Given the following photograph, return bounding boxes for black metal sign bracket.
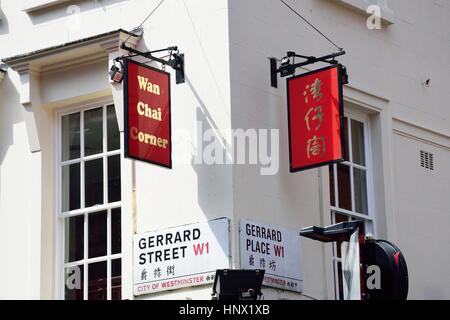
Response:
[270,50,347,88]
[119,43,185,84]
[300,220,364,243]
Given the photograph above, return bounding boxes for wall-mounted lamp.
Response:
[109,59,124,83]
[0,64,7,84]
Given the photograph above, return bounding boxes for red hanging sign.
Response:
[287,65,345,172]
[124,59,172,168]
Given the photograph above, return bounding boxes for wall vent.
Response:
[420,151,434,171]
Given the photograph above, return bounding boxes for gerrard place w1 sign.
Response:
[287,65,345,172]
[124,59,172,168]
[133,218,230,296]
[240,219,303,292]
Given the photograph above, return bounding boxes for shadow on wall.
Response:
[186,78,233,221]
[0,0,9,35]
[0,72,23,198]
[27,0,128,25]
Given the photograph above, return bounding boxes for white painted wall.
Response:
[2,0,234,300]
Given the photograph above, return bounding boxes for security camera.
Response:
[109,59,124,83]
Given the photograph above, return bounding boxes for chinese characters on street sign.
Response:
[287,65,345,172]
[124,59,172,168]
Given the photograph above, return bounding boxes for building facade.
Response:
[0,0,449,300]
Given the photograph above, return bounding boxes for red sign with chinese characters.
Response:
[287,65,344,172]
[124,59,172,168]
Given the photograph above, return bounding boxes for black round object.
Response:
[362,240,408,300]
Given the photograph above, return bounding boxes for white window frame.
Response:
[329,108,375,300]
[54,100,122,300]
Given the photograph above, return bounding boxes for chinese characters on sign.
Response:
[240,220,303,292]
[287,65,344,172]
[124,59,172,168]
[133,218,230,296]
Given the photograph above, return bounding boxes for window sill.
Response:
[331,0,394,25]
[22,0,72,13]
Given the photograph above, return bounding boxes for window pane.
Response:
[112,259,122,300]
[88,261,107,300]
[343,117,349,161]
[65,265,84,300]
[62,163,80,212]
[65,215,84,263]
[85,159,103,207]
[88,211,107,258]
[108,155,121,203]
[84,108,103,156]
[329,164,336,207]
[107,105,120,151]
[354,168,368,215]
[111,208,121,255]
[62,113,80,161]
[337,164,352,211]
[351,119,366,166]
